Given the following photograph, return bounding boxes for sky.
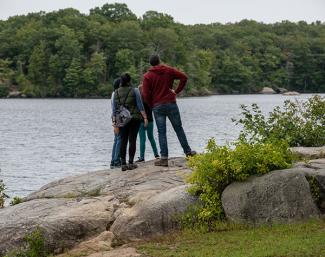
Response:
[0,0,324,24]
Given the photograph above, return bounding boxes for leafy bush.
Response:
[187,139,293,224]
[0,172,9,208]
[10,196,23,206]
[0,85,10,98]
[5,228,48,257]
[233,95,325,147]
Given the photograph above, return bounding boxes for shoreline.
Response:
[2,92,324,100]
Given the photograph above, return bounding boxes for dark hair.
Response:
[149,54,160,66]
[113,78,121,90]
[120,73,131,87]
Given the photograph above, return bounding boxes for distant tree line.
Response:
[0,3,325,98]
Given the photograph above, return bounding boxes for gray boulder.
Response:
[0,197,115,256]
[111,185,197,243]
[259,87,276,94]
[291,146,325,159]
[0,158,191,255]
[222,168,320,224]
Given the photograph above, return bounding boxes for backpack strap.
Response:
[116,88,132,106]
[122,88,132,106]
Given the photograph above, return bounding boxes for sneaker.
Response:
[154,158,168,167]
[154,154,160,159]
[121,164,128,171]
[110,161,121,169]
[128,163,138,170]
[186,150,197,157]
[135,157,145,163]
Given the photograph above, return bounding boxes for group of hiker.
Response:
[110,54,196,171]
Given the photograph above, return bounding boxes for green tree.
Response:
[187,49,215,92]
[28,41,49,96]
[0,59,15,97]
[82,52,107,96]
[63,58,82,97]
[141,11,174,30]
[90,3,137,22]
[114,49,137,82]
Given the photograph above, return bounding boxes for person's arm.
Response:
[134,88,145,112]
[172,68,188,94]
[134,88,148,127]
[111,92,116,125]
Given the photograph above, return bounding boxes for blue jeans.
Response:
[111,133,121,165]
[153,103,191,159]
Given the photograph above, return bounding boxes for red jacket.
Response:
[142,64,188,108]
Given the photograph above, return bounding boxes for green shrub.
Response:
[187,139,293,225]
[0,85,9,97]
[10,196,23,206]
[5,228,48,257]
[233,95,325,147]
[0,173,9,208]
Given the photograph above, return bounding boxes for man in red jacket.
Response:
[142,54,196,167]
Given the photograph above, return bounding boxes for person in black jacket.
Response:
[111,74,148,171]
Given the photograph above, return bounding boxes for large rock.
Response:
[291,146,325,159]
[0,158,191,256]
[111,185,197,243]
[259,87,276,94]
[0,197,115,256]
[283,91,300,96]
[292,159,325,212]
[222,168,320,224]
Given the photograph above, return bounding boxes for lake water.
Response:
[0,94,322,198]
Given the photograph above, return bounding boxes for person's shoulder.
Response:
[143,71,151,77]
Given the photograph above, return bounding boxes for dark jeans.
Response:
[153,103,191,159]
[120,119,141,164]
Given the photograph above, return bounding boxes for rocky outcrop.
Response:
[283,91,300,96]
[259,87,276,94]
[222,168,320,224]
[1,150,325,256]
[0,158,193,256]
[291,146,325,159]
[111,185,196,244]
[222,158,325,224]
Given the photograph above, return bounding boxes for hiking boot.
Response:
[121,164,128,171]
[154,158,168,167]
[186,150,197,157]
[135,157,145,163]
[128,163,138,170]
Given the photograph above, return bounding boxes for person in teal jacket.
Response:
[136,85,160,162]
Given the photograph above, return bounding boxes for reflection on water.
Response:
[0,94,321,197]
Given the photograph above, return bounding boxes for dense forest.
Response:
[0,3,325,98]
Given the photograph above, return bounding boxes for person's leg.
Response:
[111,134,118,167]
[128,119,141,165]
[146,121,159,157]
[153,105,168,159]
[115,134,121,164]
[166,103,192,155]
[119,125,129,166]
[138,122,146,160]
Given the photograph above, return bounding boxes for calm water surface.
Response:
[0,94,322,198]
